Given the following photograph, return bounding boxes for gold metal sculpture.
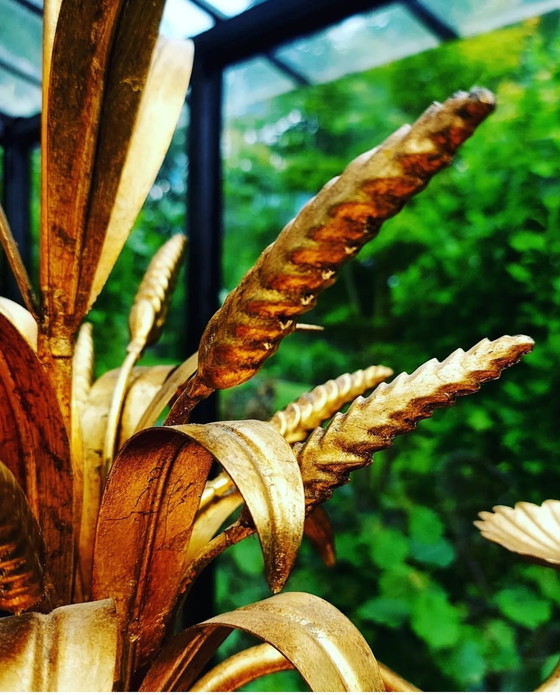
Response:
[0,1,544,691]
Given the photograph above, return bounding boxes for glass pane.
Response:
[0,0,42,81]
[206,0,268,17]
[160,0,214,39]
[423,0,560,36]
[224,57,296,118]
[274,3,439,85]
[0,67,41,117]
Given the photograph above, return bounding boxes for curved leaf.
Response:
[190,644,421,692]
[0,313,73,606]
[140,592,384,692]
[175,420,305,593]
[0,599,117,691]
[92,427,214,688]
[0,298,37,350]
[0,461,46,614]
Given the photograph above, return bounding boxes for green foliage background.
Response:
[215,11,560,692]
[4,9,559,693]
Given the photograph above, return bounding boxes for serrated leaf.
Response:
[0,600,117,691]
[167,89,496,423]
[140,592,384,692]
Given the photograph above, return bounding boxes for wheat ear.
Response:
[270,365,393,443]
[167,89,495,425]
[296,335,534,509]
[103,234,187,468]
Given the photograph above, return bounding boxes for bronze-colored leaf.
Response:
[78,363,173,603]
[140,592,384,692]
[296,335,534,509]
[42,0,166,331]
[304,506,336,567]
[89,40,193,309]
[0,461,46,614]
[475,500,560,564]
[166,89,496,424]
[0,313,73,606]
[0,207,39,319]
[175,420,305,594]
[190,643,291,692]
[270,364,393,443]
[0,599,117,691]
[92,428,214,688]
[0,298,37,350]
[189,644,421,692]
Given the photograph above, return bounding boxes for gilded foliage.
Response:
[166,88,496,424]
[270,364,393,442]
[296,335,534,508]
[0,0,544,689]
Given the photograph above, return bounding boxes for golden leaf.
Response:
[0,297,37,351]
[0,313,73,606]
[304,505,336,567]
[166,89,496,424]
[189,644,421,692]
[41,0,166,332]
[92,428,214,688]
[0,461,46,614]
[78,362,174,602]
[89,39,193,309]
[296,335,534,508]
[175,420,305,593]
[270,364,393,443]
[475,500,560,564]
[190,643,291,692]
[0,599,117,691]
[140,592,384,692]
